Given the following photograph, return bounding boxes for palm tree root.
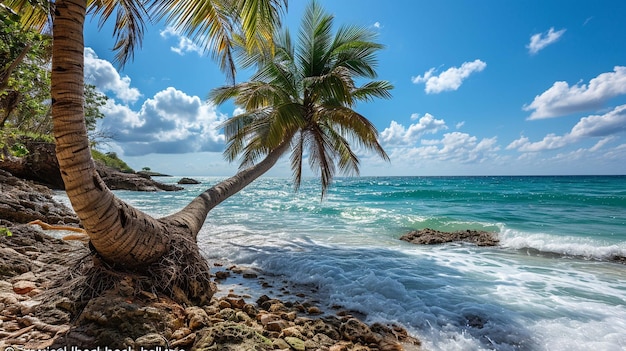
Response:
[49,230,216,313]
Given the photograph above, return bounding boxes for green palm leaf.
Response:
[210,0,393,197]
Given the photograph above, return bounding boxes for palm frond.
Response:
[319,106,389,161]
[87,0,147,66]
[351,80,394,102]
[297,0,334,77]
[236,0,286,55]
[290,130,305,192]
[4,0,53,33]
[321,123,360,176]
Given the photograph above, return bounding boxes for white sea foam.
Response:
[199,221,626,351]
[498,227,626,261]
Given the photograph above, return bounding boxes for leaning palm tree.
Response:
[5,0,287,303]
[209,0,392,198]
[7,0,390,305]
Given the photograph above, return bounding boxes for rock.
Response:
[97,163,183,192]
[19,299,41,314]
[135,333,168,347]
[13,280,37,295]
[400,228,499,246]
[266,320,289,332]
[171,332,196,347]
[177,177,201,185]
[340,318,372,342]
[259,312,281,325]
[284,336,306,351]
[308,306,322,315]
[186,306,210,330]
[226,297,246,309]
[242,270,258,279]
[0,170,79,226]
[272,338,291,349]
[215,271,230,279]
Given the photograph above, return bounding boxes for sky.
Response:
[83,0,626,177]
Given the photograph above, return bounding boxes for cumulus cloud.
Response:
[524,66,626,119]
[379,114,499,165]
[160,26,203,56]
[389,132,499,164]
[84,48,142,103]
[380,113,447,145]
[101,87,226,156]
[508,104,626,152]
[84,48,226,156]
[412,60,487,94]
[527,27,566,55]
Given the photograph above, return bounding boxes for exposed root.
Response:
[27,219,90,242]
[44,230,216,314]
[28,219,86,233]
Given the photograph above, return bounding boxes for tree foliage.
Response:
[0,6,108,145]
[210,0,392,197]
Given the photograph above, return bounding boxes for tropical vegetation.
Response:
[2,0,391,304]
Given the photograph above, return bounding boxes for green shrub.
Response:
[91,149,135,173]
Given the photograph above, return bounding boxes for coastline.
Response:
[0,224,421,350]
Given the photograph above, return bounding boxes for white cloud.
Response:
[524,66,626,119]
[527,27,566,55]
[389,132,499,164]
[84,48,142,103]
[101,87,226,156]
[380,113,447,145]
[455,121,465,129]
[159,26,203,56]
[378,115,499,166]
[373,22,382,29]
[412,59,487,94]
[508,104,626,152]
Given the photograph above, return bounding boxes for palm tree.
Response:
[209,1,392,198]
[5,0,287,303]
[5,0,390,304]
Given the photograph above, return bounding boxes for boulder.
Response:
[400,228,499,246]
[178,177,201,185]
[0,169,79,226]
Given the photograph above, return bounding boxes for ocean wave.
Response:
[498,227,626,262]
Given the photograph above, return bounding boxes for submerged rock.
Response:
[400,228,499,246]
[177,177,201,185]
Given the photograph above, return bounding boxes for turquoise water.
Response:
[63,176,626,350]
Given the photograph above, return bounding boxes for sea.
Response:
[56,175,626,351]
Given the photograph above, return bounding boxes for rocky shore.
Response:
[0,140,182,192]
[0,170,422,350]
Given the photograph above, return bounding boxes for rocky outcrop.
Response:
[0,169,79,226]
[177,177,200,185]
[0,139,66,189]
[0,140,181,191]
[0,226,423,350]
[400,228,499,246]
[96,164,182,192]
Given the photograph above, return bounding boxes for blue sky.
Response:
[84,0,626,176]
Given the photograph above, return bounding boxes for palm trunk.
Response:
[52,0,169,267]
[162,140,291,238]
